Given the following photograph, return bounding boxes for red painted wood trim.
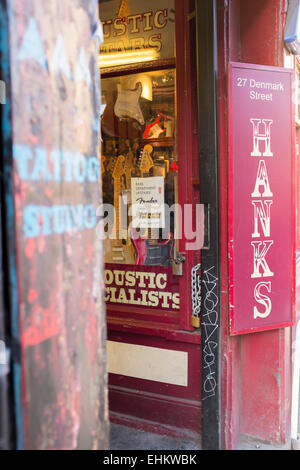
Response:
[217,0,243,450]
[107,318,202,344]
[107,330,202,401]
[175,0,200,331]
[109,385,201,434]
[110,411,201,443]
[291,70,297,328]
[107,305,179,324]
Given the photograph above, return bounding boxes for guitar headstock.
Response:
[112,154,125,179]
[106,157,115,173]
[124,148,134,173]
[138,144,154,176]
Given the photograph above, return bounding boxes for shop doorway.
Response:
[99,0,220,447]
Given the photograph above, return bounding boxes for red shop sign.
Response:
[105,263,180,311]
[228,62,295,335]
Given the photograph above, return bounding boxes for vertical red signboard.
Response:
[228,62,295,335]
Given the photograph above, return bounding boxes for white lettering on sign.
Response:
[251,160,273,197]
[253,281,272,319]
[236,75,285,103]
[249,79,284,91]
[251,240,274,279]
[251,200,273,238]
[250,119,273,157]
[250,117,274,319]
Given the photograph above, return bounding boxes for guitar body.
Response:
[104,238,136,264]
[101,84,145,139]
[131,236,147,265]
[131,237,172,266]
[144,240,172,266]
[114,82,145,125]
[131,235,172,268]
[143,115,166,139]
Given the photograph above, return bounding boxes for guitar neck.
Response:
[139,169,157,242]
[113,179,122,243]
[124,150,134,188]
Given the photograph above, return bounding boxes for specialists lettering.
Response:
[105,268,180,310]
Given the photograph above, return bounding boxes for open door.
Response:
[99,0,205,440]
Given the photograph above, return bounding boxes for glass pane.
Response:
[99,0,175,70]
[101,69,177,267]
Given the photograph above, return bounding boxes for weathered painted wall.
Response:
[6,0,108,449]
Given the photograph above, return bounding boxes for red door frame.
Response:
[195,0,221,450]
[104,0,224,448]
[176,0,203,331]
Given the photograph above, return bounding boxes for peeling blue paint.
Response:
[17,17,48,70]
[50,34,72,79]
[75,47,92,88]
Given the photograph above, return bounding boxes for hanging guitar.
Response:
[143,114,166,139]
[101,82,145,139]
[131,145,173,266]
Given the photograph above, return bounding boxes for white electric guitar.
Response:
[114,82,145,125]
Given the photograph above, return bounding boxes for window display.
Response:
[101,69,178,267]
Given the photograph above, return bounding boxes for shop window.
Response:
[99,0,177,269]
[101,69,177,267]
[99,0,199,329]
